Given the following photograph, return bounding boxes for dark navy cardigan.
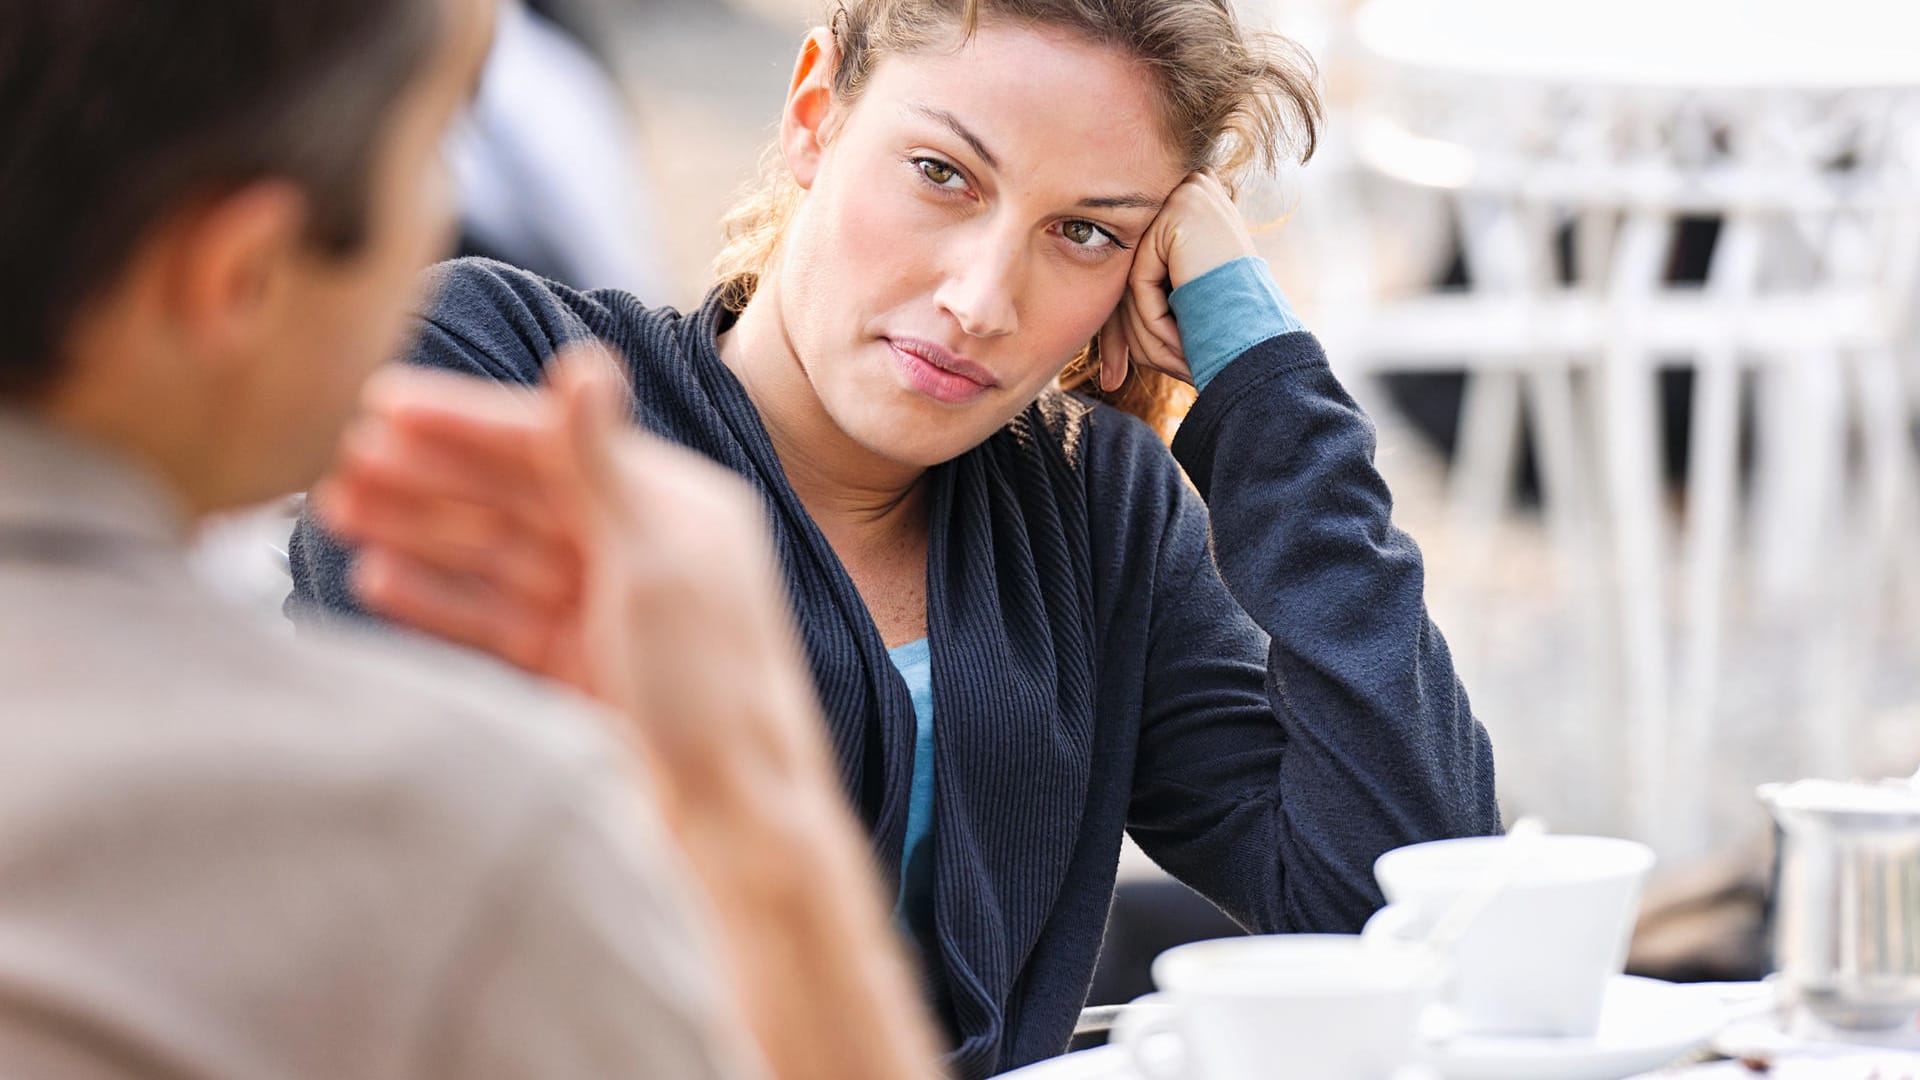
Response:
[288,260,1501,1078]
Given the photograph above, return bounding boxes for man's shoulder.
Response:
[13,589,666,937]
[0,586,707,1077]
[13,577,636,856]
[266,616,630,806]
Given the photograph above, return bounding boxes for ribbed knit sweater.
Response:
[288,259,1501,1078]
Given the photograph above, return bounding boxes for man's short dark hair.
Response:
[0,0,442,399]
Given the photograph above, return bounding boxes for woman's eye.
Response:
[915,158,966,191]
[1061,220,1115,249]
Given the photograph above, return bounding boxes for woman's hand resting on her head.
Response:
[1096,171,1259,392]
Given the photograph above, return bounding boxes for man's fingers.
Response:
[372,409,547,495]
[317,473,576,608]
[332,416,554,528]
[351,546,558,673]
[362,365,547,443]
[546,342,638,513]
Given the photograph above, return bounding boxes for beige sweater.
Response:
[0,412,760,1080]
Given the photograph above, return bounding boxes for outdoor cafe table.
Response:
[1005,979,1920,1078]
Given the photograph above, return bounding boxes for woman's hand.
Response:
[1096,171,1258,391]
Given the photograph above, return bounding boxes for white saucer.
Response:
[1713,987,1920,1063]
[1432,975,1725,1080]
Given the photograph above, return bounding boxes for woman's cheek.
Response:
[835,178,937,266]
[1034,265,1124,364]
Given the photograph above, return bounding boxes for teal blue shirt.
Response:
[889,637,938,954]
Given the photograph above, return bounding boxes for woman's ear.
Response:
[780,27,837,191]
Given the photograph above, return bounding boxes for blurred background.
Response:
[196,0,1920,1001]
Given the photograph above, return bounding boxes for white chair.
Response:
[1315,0,1920,856]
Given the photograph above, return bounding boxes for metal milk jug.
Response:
[1759,778,1920,1032]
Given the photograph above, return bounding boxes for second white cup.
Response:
[1363,834,1655,1038]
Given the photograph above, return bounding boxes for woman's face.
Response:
[772,22,1189,467]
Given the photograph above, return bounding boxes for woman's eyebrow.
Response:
[1077,193,1164,212]
[905,102,1000,171]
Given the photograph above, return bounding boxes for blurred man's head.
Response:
[0,0,494,515]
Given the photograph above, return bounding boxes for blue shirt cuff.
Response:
[1167,256,1306,393]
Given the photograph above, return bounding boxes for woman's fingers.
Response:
[1111,214,1190,382]
[1097,307,1130,392]
[1126,269,1182,356]
[1128,234,1187,352]
[1156,170,1260,291]
[1123,285,1186,378]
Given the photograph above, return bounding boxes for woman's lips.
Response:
[886,338,997,405]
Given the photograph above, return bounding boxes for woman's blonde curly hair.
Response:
[714,0,1321,438]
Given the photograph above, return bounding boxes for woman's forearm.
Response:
[1165,334,1501,894]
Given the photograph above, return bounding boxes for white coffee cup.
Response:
[1113,934,1447,1080]
[1363,834,1655,1038]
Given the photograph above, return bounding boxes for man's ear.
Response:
[160,181,309,363]
[780,27,839,191]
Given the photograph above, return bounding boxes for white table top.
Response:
[1006,982,1920,1079]
[1005,1044,1920,1079]
[1353,0,1920,91]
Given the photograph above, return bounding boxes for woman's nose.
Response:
[934,230,1022,340]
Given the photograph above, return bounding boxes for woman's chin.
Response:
[859,430,977,469]
[839,405,995,469]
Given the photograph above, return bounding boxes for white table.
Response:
[1004,1052,1920,1080]
[1013,984,1920,1080]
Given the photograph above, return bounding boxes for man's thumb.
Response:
[547,341,632,503]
